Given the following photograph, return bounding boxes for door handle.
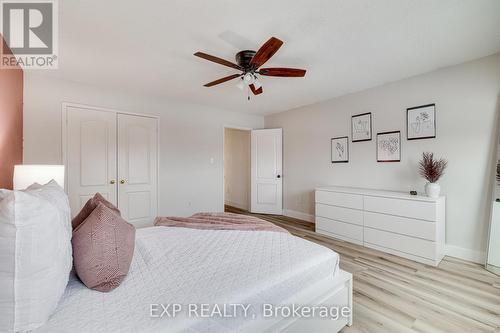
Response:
[110,180,116,184]
[277,175,281,179]
[120,180,126,184]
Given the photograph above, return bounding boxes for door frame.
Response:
[61,102,160,215]
[222,125,253,212]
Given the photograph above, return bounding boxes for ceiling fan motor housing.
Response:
[235,50,256,70]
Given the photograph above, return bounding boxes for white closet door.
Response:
[117,114,158,227]
[250,128,283,215]
[67,107,117,216]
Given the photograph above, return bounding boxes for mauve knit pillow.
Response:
[72,202,135,292]
[72,193,120,229]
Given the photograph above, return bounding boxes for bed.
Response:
[37,226,352,332]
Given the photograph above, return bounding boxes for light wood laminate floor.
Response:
[225,205,500,333]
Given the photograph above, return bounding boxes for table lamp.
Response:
[13,165,65,190]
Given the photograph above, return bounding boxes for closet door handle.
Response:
[120,180,126,184]
[110,180,116,184]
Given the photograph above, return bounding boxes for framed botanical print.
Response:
[351,112,372,142]
[407,104,436,140]
[377,131,401,162]
[331,136,349,163]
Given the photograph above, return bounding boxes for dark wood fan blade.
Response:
[259,68,306,77]
[194,52,243,70]
[204,74,241,87]
[249,84,263,95]
[249,37,283,69]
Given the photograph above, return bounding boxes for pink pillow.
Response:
[72,202,135,292]
[72,193,120,229]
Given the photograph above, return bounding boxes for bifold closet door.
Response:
[117,114,158,227]
[67,107,117,216]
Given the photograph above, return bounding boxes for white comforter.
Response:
[38,226,339,333]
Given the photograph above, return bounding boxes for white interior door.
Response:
[251,128,283,215]
[117,114,158,227]
[66,106,117,216]
[488,202,500,268]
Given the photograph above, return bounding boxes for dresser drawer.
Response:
[364,211,436,241]
[364,228,436,259]
[316,216,363,242]
[315,191,363,210]
[363,196,436,221]
[316,204,363,226]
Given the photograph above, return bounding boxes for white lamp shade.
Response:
[13,165,65,190]
[243,73,255,84]
[253,78,262,90]
[236,79,245,90]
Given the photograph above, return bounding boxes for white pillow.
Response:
[0,180,72,332]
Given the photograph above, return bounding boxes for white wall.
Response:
[265,53,500,261]
[23,73,264,217]
[224,128,250,210]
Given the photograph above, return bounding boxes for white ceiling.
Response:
[50,0,500,115]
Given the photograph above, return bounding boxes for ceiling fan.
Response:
[194,37,306,97]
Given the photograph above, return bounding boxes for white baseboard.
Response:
[444,244,486,264]
[284,209,315,223]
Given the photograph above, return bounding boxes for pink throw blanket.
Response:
[154,212,288,234]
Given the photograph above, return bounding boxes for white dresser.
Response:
[315,186,445,266]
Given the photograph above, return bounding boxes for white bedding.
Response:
[38,226,340,333]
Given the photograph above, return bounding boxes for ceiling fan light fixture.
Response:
[236,78,245,90]
[253,77,262,90]
[243,72,255,85]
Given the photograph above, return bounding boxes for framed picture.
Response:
[407,104,436,140]
[331,136,349,163]
[351,112,372,142]
[377,131,401,162]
